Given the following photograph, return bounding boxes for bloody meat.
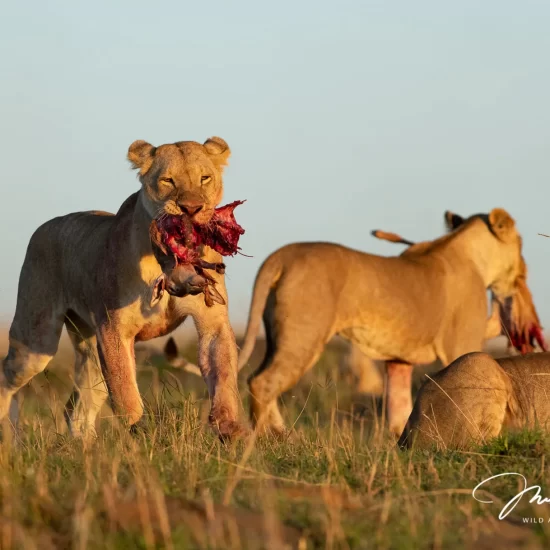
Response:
[149,200,245,307]
[499,274,548,354]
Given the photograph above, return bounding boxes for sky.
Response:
[1,0,550,336]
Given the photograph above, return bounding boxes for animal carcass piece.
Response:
[499,276,548,354]
[149,200,246,307]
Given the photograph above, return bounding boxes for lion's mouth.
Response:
[149,200,246,307]
[157,200,245,262]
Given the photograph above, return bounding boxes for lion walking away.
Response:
[0,137,247,441]
[237,208,544,436]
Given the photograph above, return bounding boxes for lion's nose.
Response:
[179,202,203,217]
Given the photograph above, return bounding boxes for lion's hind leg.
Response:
[64,319,108,439]
[248,330,329,436]
[0,304,65,428]
[1,239,70,429]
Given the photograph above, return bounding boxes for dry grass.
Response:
[0,330,548,549]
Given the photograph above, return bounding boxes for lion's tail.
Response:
[237,253,283,372]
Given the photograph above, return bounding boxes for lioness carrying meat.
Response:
[0,137,246,440]
[237,209,544,436]
[398,351,550,450]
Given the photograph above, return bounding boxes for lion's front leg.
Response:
[193,309,246,441]
[385,360,414,437]
[96,326,143,427]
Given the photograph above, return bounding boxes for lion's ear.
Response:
[489,208,516,242]
[128,140,156,175]
[204,137,231,173]
[444,211,465,231]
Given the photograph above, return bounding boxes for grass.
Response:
[0,334,549,549]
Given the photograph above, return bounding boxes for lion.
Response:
[0,137,245,440]
[338,220,543,403]
[235,208,539,436]
[336,227,511,398]
[398,350,550,450]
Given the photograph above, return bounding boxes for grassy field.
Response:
[0,331,549,549]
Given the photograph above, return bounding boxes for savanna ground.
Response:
[0,329,549,550]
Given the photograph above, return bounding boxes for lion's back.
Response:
[21,210,116,297]
[28,210,114,258]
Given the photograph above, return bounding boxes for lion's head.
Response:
[127,137,230,225]
[445,208,546,352]
[444,208,523,299]
[372,208,546,353]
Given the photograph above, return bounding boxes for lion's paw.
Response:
[211,418,249,443]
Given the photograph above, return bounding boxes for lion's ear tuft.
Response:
[444,211,465,231]
[204,137,231,173]
[489,208,516,242]
[128,140,156,174]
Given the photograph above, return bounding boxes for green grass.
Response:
[0,337,549,549]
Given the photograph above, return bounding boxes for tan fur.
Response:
[339,297,503,400]
[398,351,550,450]
[344,224,509,398]
[1,137,245,440]
[372,225,541,352]
[237,209,526,436]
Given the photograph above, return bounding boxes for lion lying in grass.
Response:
[398,350,550,450]
[235,208,543,436]
[0,137,246,440]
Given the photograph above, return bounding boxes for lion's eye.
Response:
[160,177,175,186]
[201,175,212,185]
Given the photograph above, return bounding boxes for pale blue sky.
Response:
[1,1,549,332]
